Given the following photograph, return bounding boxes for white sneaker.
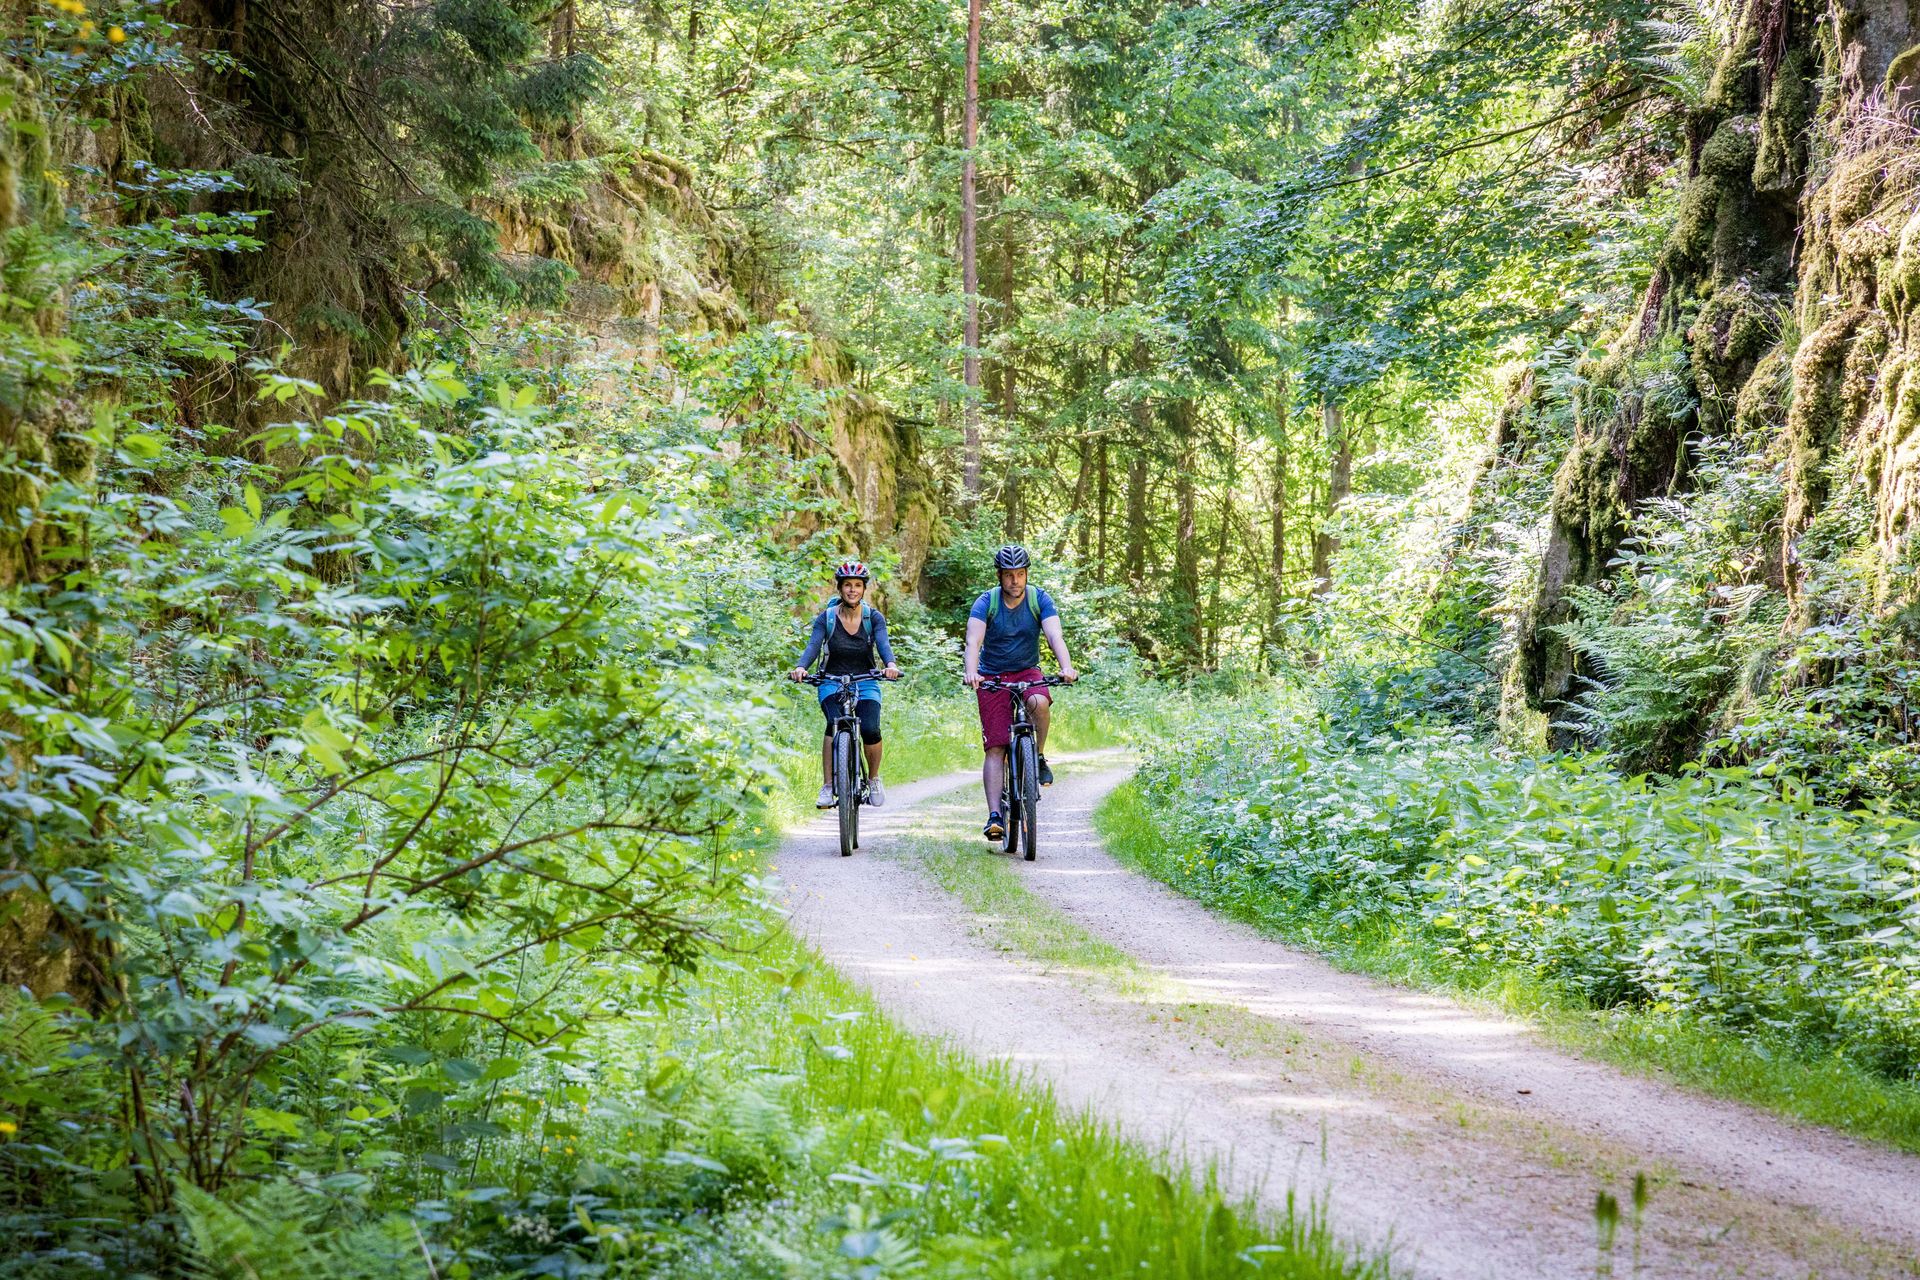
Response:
[815,785,836,808]
[866,779,886,808]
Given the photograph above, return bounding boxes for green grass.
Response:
[910,826,1140,978]
[1096,779,1920,1154]
[566,923,1382,1278]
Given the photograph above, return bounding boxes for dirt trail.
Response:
[777,757,1920,1279]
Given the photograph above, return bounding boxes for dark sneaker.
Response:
[1038,755,1054,786]
[984,813,1005,841]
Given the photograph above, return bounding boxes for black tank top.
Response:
[823,610,876,675]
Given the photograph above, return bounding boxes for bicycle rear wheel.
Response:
[1016,737,1039,861]
[835,731,856,857]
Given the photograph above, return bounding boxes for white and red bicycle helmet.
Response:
[835,560,871,582]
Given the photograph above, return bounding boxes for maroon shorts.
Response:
[976,667,1050,750]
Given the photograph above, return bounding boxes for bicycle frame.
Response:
[978,675,1068,860]
[795,668,893,856]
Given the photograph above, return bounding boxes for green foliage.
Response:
[180,1181,426,1280]
[1552,441,1787,769]
[0,365,782,1260]
[405,927,1379,1279]
[1130,701,1920,1085]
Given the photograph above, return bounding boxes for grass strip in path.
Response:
[619,914,1384,1275]
[1095,779,1920,1155]
[675,746,1382,1276]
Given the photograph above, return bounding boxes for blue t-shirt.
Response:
[969,587,1058,674]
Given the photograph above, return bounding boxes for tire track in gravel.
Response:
[776,755,1920,1279]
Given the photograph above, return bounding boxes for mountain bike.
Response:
[979,675,1070,861]
[798,669,896,857]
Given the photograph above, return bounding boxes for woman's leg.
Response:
[858,700,883,778]
[819,699,835,785]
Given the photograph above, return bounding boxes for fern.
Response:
[1634,0,1743,109]
[179,1181,428,1280]
[1553,459,1787,770]
[0,988,69,1074]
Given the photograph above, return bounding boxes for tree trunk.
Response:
[1094,436,1109,583]
[1124,449,1148,586]
[1310,400,1349,596]
[1169,398,1202,667]
[959,0,983,502]
[1064,433,1091,559]
[995,189,1019,536]
[1266,380,1289,648]
[1207,423,1237,668]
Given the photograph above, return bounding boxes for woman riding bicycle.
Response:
[789,561,901,809]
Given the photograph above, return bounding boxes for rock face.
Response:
[1487,0,1920,736]
[0,66,104,998]
[484,144,940,595]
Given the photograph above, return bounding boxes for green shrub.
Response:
[1135,704,1920,1077]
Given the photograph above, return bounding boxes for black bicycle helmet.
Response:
[993,544,1030,571]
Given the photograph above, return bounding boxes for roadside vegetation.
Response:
[1102,714,1920,1152]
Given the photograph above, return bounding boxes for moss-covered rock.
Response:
[1754,47,1813,191]
[1699,115,1760,178]
[1690,281,1782,418]
[1784,308,1879,548]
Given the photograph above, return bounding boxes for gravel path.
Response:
[777,756,1920,1279]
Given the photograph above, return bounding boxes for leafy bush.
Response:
[0,369,776,1266]
[1134,703,1920,1077]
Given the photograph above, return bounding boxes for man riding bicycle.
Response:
[790,561,901,809]
[962,544,1078,840]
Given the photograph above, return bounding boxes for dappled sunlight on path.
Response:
[778,757,1920,1280]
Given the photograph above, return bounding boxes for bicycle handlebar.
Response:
[793,669,899,687]
[976,675,1074,692]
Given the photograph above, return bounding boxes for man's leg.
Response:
[1028,692,1056,786]
[982,746,1006,812]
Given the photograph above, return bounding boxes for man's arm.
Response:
[1041,616,1078,682]
[963,617,987,688]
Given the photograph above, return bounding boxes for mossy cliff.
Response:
[16,3,937,595]
[1481,0,1920,738]
[484,145,938,592]
[0,60,106,996]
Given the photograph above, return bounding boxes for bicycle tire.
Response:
[835,731,856,857]
[1017,737,1039,861]
[1001,767,1019,855]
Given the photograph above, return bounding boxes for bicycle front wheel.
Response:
[835,731,856,857]
[1017,737,1039,861]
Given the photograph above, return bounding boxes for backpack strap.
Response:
[986,588,1041,623]
[821,602,876,641]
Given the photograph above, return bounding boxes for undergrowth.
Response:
[1097,776,1920,1153]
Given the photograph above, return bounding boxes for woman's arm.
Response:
[795,610,828,670]
[872,611,897,668]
